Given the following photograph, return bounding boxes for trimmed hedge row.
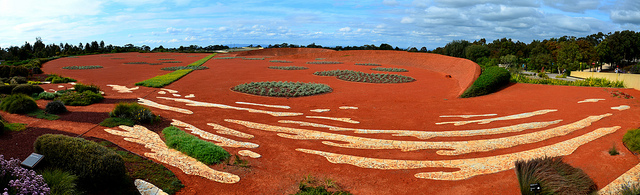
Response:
[34,134,127,188]
[135,69,193,88]
[187,54,216,66]
[371,67,408,72]
[161,66,209,71]
[460,66,511,98]
[162,126,230,164]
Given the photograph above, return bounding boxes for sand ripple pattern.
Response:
[158,97,303,117]
[296,126,620,181]
[106,84,139,93]
[599,162,640,195]
[278,120,561,139]
[435,109,557,126]
[306,116,360,124]
[138,98,193,114]
[207,123,254,139]
[439,114,497,118]
[229,114,608,155]
[235,101,291,109]
[104,125,240,183]
[171,119,259,148]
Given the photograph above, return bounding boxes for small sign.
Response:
[21,153,44,169]
[530,183,541,193]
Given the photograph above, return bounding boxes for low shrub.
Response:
[161,66,209,71]
[163,126,230,164]
[460,66,511,98]
[294,175,351,195]
[538,72,549,79]
[370,67,408,72]
[161,61,183,63]
[27,81,42,85]
[188,54,216,66]
[0,65,30,78]
[27,109,60,120]
[46,100,67,114]
[511,74,625,88]
[268,66,309,70]
[124,62,149,64]
[515,157,596,195]
[306,61,342,64]
[38,92,56,100]
[242,57,264,60]
[623,129,640,153]
[62,65,103,70]
[232,81,332,97]
[11,84,44,95]
[34,134,127,189]
[158,58,175,60]
[354,63,381,66]
[314,70,416,83]
[45,75,76,84]
[609,144,620,156]
[0,94,38,114]
[74,83,101,94]
[99,117,135,127]
[0,84,17,94]
[0,155,50,194]
[135,69,193,88]
[39,169,79,195]
[109,102,156,124]
[620,184,640,195]
[9,76,28,84]
[269,60,293,63]
[56,91,104,106]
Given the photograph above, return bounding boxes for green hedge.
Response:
[187,54,216,66]
[135,69,193,88]
[34,134,127,188]
[511,74,625,88]
[0,94,38,114]
[0,84,18,94]
[460,66,511,98]
[162,126,229,164]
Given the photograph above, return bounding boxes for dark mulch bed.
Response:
[57,111,109,124]
[0,127,78,160]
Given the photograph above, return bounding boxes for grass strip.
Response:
[27,109,60,120]
[187,54,216,66]
[135,69,193,88]
[162,126,230,164]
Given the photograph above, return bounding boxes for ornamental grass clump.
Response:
[0,94,38,114]
[109,102,157,124]
[623,129,640,153]
[74,83,101,94]
[306,61,343,64]
[39,169,79,195]
[371,67,408,72]
[55,91,104,106]
[37,92,55,100]
[268,66,309,70]
[162,126,230,164]
[515,157,596,195]
[460,66,511,98]
[0,155,50,195]
[232,81,332,97]
[45,100,67,114]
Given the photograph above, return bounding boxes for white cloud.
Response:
[339,27,352,32]
[0,0,103,18]
[401,17,415,23]
[168,39,179,43]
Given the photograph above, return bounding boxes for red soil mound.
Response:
[234,48,334,57]
[267,49,481,96]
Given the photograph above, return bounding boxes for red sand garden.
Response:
[2,49,640,194]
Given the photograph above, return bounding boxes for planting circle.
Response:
[231,81,332,97]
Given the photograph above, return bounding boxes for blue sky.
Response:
[1,0,639,49]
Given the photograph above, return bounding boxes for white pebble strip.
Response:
[172,94,181,97]
[306,116,360,124]
[578,98,605,103]
[158,91,167,94]
[599,162,640,195]
[238,150,261,158]
[135,179,168,195]
[171,119,259,148]
[339,106,358,110]
[436,109,557,126]
[611,105,630,111]
[310,109,331,113]
[137,98,193,114]
[106,84,139,93]
[161,88,178,93]
[439,114,497,118]
[158,97,303,117]
[185,94,195,98]
[207,123,254,139]
[235,101,291,109]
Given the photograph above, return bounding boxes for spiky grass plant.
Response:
[515,157,597,195]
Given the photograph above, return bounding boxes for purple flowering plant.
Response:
[0,155,50,195]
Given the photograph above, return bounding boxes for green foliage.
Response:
[27,109,60,120]
[609,144,620,156]
[232,81,332,97]
[500,54,518,68]
[187,54,216,66]
[45,100,67,114]
[9,76,27,84]
[511,74,625,88]
[0,84,17,94]
[460,66,511,98]
[162,126,230,164]
[212,57,239,59]
[39,169,79,195]
[34,134,127,189]
[370,67,408,72]
[0,94,38,114]
[306,61,343,64]
[620,184,640,195]
[2,122,27,132]
[161,66,209,71]
[109,102,156,124]
[11,84,44,95]
[293,175,352,195]
[242,57,265,60]
[45,75,76,84]
[269,60,293,63]
[0,65,30,78]
[465,44,490,62]
[38,92,56,100]
[61,65,103,70]
[623,129,640,153]
[268,66,309,70]
[515,157,597,195]
[161,61,182,63]
[99,117,135,127]
[28,81,42,85]
[354,63,381,66]
[314,70,416,83]
[73,83,100,94]
[444,40,471,58]
[55,91,104,106]
[135,69,193,88]
[157,58,175,60]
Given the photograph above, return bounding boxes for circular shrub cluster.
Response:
[306,61,342,64]
[46,100,67,114]
[38,92,55,100]
[354,63,381,66]
[232,81,332,97]
[268,66,308,70]
[11,84,44,95]
[314,70,416,83]
[62,65,103,70]
[0,94,38,114]
[371,67,408,72]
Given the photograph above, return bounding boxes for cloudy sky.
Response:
[1,0,639,49]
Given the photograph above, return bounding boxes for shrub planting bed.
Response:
[511,74,625,88]
[109,102,157,124]
[187,54,216,66]
[0,94,38,114]
[307,61,343,64]
[268,66,309,70]
[11,84,44,95]
[135,69,193,88]
[354,63,381,66]
[232,81,332,97]
[314,70,416,83]
[460,66,510,98]
[269,60,293,63]
[162,126,230,164]
[371,67,408,72]
[0,155,50,194]
[45,74,76,84]
[62,65,103,70]
[161,66,210,71]
[55,91,104,106]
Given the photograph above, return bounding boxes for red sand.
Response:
[1,49,638,194]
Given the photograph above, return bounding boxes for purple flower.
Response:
[0,155,50,195]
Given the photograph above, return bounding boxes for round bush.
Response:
[74,83,100,94]
[12,84,44,95]
[109,102,156,124]
[232,81,332,97]
[460,66,511,98]
[38,92,56,100]
[9,76,27,84]
[0,94,38,114]
[0,84,17,95]
[34,134,126,188]
[623,129,640,153]
[46,100,67,114]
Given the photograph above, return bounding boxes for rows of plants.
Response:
[62,65,103,70]
[371,67,408,72]
[242,57,265,60]
[158,58,175,60]
[161,66,210,71]
[354,63,381,66]
[306,61,343,64]
[511,73,625,88]
[135,69,193,88]
[163,126,230,164]
[313,70,416,83]
[460,66,511,98]
[268,66,309,70]
[232,81,332,97]
[269,60,293,63]
[212,57,238,60]
[187,54,215,66]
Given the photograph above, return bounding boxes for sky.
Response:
[1,0,639,50]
